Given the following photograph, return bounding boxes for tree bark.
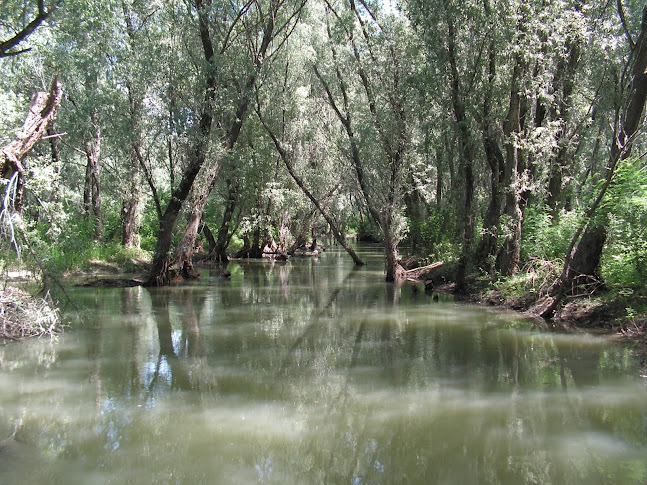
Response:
[1,78,62,211]
[496,53,526,277]
[444,6,475,293]
[168,160,222,278]
[199,222,216,253]
[209,180,238,263]
[83,108,103,241]
[475,11,505,272]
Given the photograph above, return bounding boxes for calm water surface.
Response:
[1,245,646,484]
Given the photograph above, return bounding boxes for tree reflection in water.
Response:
[0,248,645,484]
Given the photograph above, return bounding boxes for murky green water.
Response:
[1,245,646,484]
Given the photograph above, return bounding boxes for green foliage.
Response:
[407,207,459,260]
[492,258,562,302]
[601,159,647,288]
[521,206,581,261]
[355,218,382,243]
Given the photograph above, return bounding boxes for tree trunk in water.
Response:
[168,160,222,278]
[210,182,238,263]
[256,111,365,266]
[171,210,202,279]
[200,222,216,254]
[383,216,403,283]
[144,0,219,286]
[249,226,264,258]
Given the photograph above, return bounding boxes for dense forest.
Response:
[1,0,647,326]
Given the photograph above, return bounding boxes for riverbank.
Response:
[409,259,647,341]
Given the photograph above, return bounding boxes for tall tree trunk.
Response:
[475,131,505,271]
[444,7,475,293]
[545,11,582,222]
[496,55,525,277]
[121,172,139,247]
[121,3,145,248]
[122,97,142,247]
[475,9,504,272]
[84,108,103,241]
[210,180,238,264]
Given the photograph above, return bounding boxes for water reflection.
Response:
[0,245,646,484]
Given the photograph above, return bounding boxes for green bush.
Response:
[521,206,580,262]
[601,158,647,288]
[356,219,382,243]
[407,207,458,260]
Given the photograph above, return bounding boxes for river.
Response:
[0,244,646,484]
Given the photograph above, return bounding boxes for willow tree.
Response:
[254,17,365,266]
[536,4,647,318]
[144,0,306,285]
[314,0,414,282]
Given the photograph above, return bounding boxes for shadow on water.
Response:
[0,244,646,484]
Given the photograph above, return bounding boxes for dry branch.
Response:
[0,287,61,341]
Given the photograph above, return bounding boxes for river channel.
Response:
[0,244,646,484]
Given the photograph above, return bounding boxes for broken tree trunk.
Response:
[1,77,63,211]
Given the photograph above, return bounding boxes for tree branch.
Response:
[0,0,54,58]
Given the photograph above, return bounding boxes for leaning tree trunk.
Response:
[256,110,365,267]
[1,78,62,211]
[564,223,607,294]
[168,160,222,279]
[534,6,647,319]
